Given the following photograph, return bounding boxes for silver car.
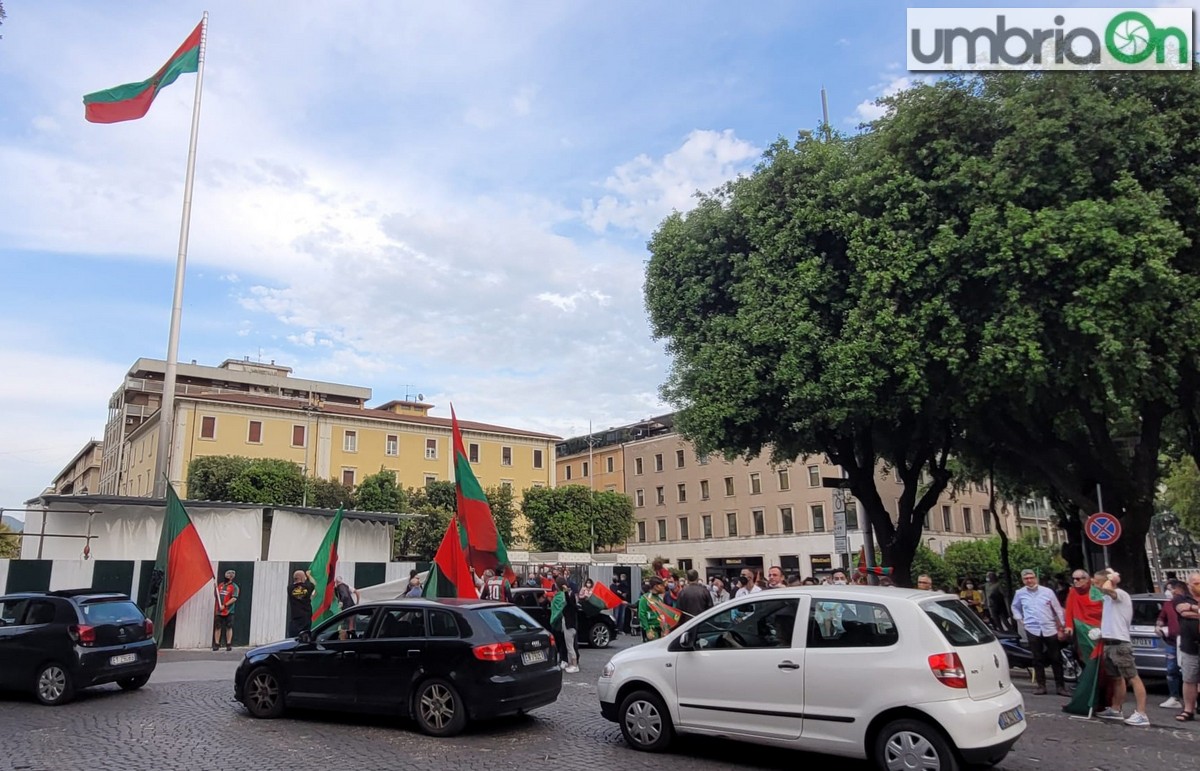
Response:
[1129,594,1167,678]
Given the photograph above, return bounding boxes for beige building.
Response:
[50,440,103,496]
[558,415,996,579]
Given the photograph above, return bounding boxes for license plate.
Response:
[1131,637,1155,648]
[110,653,137,666]
[998,707,1024,730]
[521,649,547,665]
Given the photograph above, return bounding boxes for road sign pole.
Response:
[1096,484,1109,567]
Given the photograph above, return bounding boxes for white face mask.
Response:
[1165,589,1174,599]
[832,579,848,585]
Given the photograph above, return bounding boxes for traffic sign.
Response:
[834,535,849,554]
[1085,512,1122,546]
[832,488,846,514]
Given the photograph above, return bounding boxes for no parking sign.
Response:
[1085,512,1122,547]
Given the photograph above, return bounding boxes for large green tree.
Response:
[0,521,19,559]
[355,469,407,513]
[227,458,306,505]
[520,485,635,552]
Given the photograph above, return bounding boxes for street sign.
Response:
[833,509,847,537]
[834,535,849,554]
[1085,512,1122,546]
[832,490,846,514]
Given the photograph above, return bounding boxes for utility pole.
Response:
[588,420,595,555]
[821,85,831,141]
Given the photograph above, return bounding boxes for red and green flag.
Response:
[648,594,683,632]
[84,20,203,123]
[309,508,344,625]
[149,483,214,642]
[585,582,624,613]
[424,518,479,599]
[451,405,515,582]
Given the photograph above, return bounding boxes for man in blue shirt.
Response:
[1011,568,1069,696]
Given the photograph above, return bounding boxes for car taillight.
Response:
[928,652,968,689]
[472,642,518,661]
[548,633,555,648]
[69,624,97,647]
[144,618,155,637]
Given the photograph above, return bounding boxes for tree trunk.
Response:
[1105,497,1155,592]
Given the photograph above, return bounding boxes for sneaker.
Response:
[211,644,219,651]
[559,661,568,670]
[1160,697,1183,710]
[226,645,233,652]
[1124,711,1150,727]
[564,665,580,674]
[1096,708,1124,720]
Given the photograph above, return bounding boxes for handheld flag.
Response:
[648,595,683,632]
[309,508,344,625]
[424,518,479,599]
[584,582,623,612]
[450,405,515,581]
[149,484,214,642]
[84,21,203,123]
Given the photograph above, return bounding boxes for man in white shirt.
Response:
[1095,569,1150,726]
[1010,568,1069,696]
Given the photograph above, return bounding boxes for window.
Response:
[750,472,762,495]
[679,517,690,540]
[726,511,738,536]
[80,600,144,625]
[677,559,693,572]
[657,519,667,541]
[698,454,709,466]
[428,610,461,638]
[702,514,713,539]
[500,479,513,491]
[808,465,820,487]
[846,500,859,530]
[200,415,216,439]
[566,465,573,480]
[689,599,799,649]
[654,453,664,472]
[636,489,645,507]
[374,608,424,639]
[343,430,357,452]
[656,486,665,505]
[637,521,647,542]
[942,505,953,531]
[780,506,794,534]
[424,474,438,486]
[811,504,826,532]
[752,509,765,535]
[963,506,973,533]
[502,446,513,467]
[924,509,932,530]
[924,600,995,646]
[342,468,356,486]
[778,468,790,491]
[533,449,544,469]
[808,600,898,648]
[724,476,735,496]
[386,434,399,456]
[700,479,710,500]
[676,449,686,468]
[425,438,438,460]
[983,510,991,533]
[975,482,987,493]
[478,607,542,637]
[677,483,687,503]
[247,420,262,444]
[317,608,377,642]
[582,460,589,477]
[469,443,480,463]
[606,456,614,473]
[635,457,644,475]
[0,599,29,625]
[605,484,616,492]
[292,424,306,447]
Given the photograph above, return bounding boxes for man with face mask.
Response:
[830,569,849,586]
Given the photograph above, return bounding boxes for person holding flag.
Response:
[1062,568,1105,716]
[147,483,214,645]
[550,577,580,673]
[638,577,683,641]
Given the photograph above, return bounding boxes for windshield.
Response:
[479,607,543,636]
[924,599,995,647]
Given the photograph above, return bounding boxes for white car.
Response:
[598,586,1024,771]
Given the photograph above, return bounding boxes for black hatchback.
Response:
[0,590,158,705]
[234,598,562,736]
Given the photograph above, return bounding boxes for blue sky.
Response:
[0,1,1187,515]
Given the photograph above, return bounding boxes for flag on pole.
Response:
[1063,585,1106,716]
[84,20,203,123]
[149,484,214,642]
[584,582,624,612]
[309,508,344,625]
[648,594,683,632]
[450,405,515,581]
[423,518,479,599]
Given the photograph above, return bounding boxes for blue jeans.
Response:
[1166,642,1183,699]
[614,603,629,633]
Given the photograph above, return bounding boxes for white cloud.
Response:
[853,75,925,123]
[581,129,760,234]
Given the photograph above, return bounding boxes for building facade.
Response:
[50,439,103,496]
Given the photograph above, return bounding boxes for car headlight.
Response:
[601,662,615,679]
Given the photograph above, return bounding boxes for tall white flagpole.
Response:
[154,12,208,499]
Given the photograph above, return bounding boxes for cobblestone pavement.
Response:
[1,637,1198,771]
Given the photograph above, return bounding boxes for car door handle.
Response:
[407,649,421,657]
[778,660,800,670]
[340,650,357,659]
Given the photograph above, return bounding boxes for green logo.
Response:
[1105,11,1189,65]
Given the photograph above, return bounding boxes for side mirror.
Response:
[677,630,695,651]
[297,630,312,644]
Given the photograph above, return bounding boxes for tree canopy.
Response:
[520,485,635,552]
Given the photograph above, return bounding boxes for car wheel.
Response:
[618,689,674,752]
[414,678,468,737]
[117,674,151,691]
[590,621,613,648]
[874,718,960,771]
[34,663,75,706]
[243,666,285,719]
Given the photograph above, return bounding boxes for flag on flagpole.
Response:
[309,508,344,625]
[148,484,214,642]
[585,582,624,612]
[450,405,515,582]
[84,20,204,123]
[423,518,479,599]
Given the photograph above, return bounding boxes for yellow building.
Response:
[51,439,104,496]
[119,392,560,505]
